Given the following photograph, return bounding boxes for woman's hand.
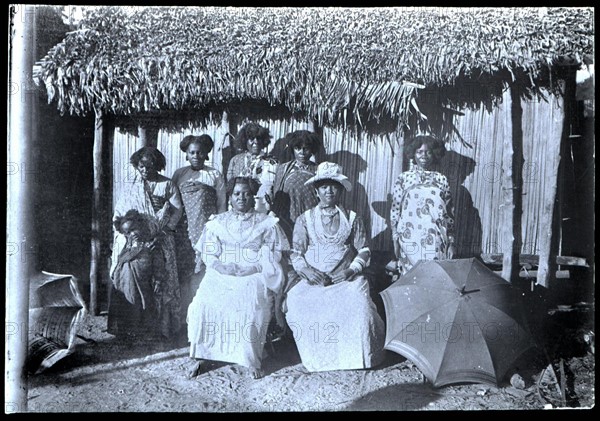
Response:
[447,244,457,259]
[129,232,141,243]
[147,237,159,250]
[235,265,261,277]
[213,261,238,276]
[393,238,401,260]
[298,267,331,286]
[161,226,175,236]
[331,268,356,284]
[213,262,260,276]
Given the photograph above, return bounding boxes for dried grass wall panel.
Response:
[320,127,404,251]
[113,117,314,211]
[112,95,563,258]
[442,88,563,258]
[442,90,511,258]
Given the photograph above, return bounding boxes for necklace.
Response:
[308,206,350,245]
[227,210,256,237]
[320,206,339,226]
[294,161,313,172]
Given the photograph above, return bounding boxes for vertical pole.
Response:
[312,118,327,163]
[90,109,104,316]
[501,84,523,282]
[537,79,568,288]
[138,123,157,148]
[6,4,35,413]
[139,125,148,147]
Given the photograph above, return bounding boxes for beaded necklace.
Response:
[309,206,350,245]
[227,209,257,237]
[294,161,314,172]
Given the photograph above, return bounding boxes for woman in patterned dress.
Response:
[284,162,385,372]
[226,122,277,212]
[271,130,321,243]
[390,135,456,276]
[171,135,227,321]
[110,146,183,340]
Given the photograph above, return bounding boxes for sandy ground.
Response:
[26,312,594,412]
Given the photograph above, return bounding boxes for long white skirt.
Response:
[187,269,271,368]
[285,277,385,372]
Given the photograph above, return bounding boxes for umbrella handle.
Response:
[459,286,481,295]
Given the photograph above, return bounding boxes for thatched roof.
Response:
[34,6,594,130]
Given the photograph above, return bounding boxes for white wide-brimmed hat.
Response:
[304,161,352,191]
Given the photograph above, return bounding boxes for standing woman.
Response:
[271,130,321,242]
[284,162,385,372]
[171,135,227,314]
[390,135,456,276]
[226,122,277,212]
[186,177,289,379]
[110,146,183,340]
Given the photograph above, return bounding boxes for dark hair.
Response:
[130,146,167,171]
[226,176,260,196]
[404,135,446,164]
[314,179,344,190]
[286,130,321,155]
[179,134,214,154]
[113,209,151,241]
[235,122,272,151]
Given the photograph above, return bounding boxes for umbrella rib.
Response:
[464,263,533,334]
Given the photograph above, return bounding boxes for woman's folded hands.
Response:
[213,261,261,277]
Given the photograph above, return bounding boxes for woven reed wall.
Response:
[440,88,564,258]
[112,91,563,255]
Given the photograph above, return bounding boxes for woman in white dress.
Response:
[284,162,385,372]
[186,177,289,379]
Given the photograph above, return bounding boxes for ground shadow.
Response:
[28,342,187,389]
[344,382,442,411]
[263,336,303,375]
[28,315,186,387]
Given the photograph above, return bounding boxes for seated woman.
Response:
[284,162,385,372]
[186,177,289,379]
[108,210,163,340]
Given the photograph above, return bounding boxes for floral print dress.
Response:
[390,169,455,275]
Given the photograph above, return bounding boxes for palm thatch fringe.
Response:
[34,7,593,132]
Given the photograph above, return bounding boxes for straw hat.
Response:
[304,161,352,191]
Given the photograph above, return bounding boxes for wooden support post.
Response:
[103,119,115,312]
[222,111,240,178]
[228,112,240,153]
[537,81,568,288]
[536,94,568,288]
[500,85,524,282]
[139,123,158,148]
[90,109,104,316]
[312,118,327,162]
[6,4,36,412]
